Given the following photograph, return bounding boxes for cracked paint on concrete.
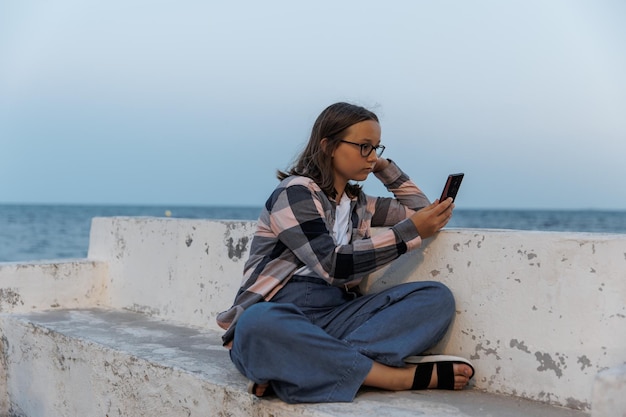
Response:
[577,355,592,371]
[510,339,531,354]
[565,397,590,411]
[225,236,249,260]
[113,228,127,260]
[516,249,540,266]
[223,222,251,260]
[0,288,24,312]
[471,341,501,360]
[535,352,563,378]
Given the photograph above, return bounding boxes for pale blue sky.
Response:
[1,1,625,209]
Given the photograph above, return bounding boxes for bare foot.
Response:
[253,382,269,397]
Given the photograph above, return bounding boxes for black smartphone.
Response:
[439,173,464,202]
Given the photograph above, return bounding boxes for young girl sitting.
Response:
[217,102,474,404]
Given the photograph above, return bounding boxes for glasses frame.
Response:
[339,140,385,158]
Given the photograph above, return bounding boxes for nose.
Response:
[366,149,378,162]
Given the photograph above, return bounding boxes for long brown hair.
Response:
[277,102,379,199]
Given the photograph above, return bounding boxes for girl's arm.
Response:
[268,179,421,285]
[370,159,430,227]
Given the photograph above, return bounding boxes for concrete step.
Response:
[0,308,590,417]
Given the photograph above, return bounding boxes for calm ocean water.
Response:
[1,204,625,263]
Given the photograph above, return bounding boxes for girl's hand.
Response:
[409,198,454,238]
[372,157,390,173]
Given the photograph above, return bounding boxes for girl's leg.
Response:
[230,280,470,403]
[229,302,373,404]
[317,281,473,391]
[318,281,456,367]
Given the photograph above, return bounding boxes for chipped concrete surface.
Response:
[0,260,108,313]
[0,309,590,417]
[87,219,626,411]
[1,218,625,415]
[362,228,626,412]
[0,288,23,312]
[87,217,257,329]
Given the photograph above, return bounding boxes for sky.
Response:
[1,1,625,210]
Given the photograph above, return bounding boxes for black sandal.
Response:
[405,355,475,390]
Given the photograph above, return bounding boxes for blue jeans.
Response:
[229,277,455,403]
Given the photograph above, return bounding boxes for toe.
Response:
[453,364,472,390]
[255,383,269,397]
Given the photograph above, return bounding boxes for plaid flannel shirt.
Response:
[217,160,430,344]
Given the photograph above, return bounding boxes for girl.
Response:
[217,102,474,404]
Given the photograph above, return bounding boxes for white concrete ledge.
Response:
[364,228,626,412]
[1,217,625,416]
[0,260,108,313]
[0,308,590,417]
[84,218,626,412]
[87,217,257,328]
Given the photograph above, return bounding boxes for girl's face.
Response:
[331,120,382,187]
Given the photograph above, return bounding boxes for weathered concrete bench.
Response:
[0,217,624,416]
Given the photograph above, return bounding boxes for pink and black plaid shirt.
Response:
[217,160,430,344]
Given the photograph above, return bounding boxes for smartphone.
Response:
[439,173,464,202]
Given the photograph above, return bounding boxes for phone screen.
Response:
[439,173,464,202]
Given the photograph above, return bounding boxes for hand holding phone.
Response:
[439,173,464,203]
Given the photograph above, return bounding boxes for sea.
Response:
[1,204,625,263]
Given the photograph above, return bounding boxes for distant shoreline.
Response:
[1,202,625,213]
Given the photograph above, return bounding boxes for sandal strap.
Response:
[405,355,475,380]
[411,362,434,390]
[436,361,455,390]
[410,361,463,390]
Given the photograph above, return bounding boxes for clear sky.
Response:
[1,1,625,210]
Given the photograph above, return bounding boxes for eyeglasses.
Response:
[339,140,385,157]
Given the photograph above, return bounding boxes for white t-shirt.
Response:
[294,193,351,278]
[333,193,352,246]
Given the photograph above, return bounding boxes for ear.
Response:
[320,138,334,157]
